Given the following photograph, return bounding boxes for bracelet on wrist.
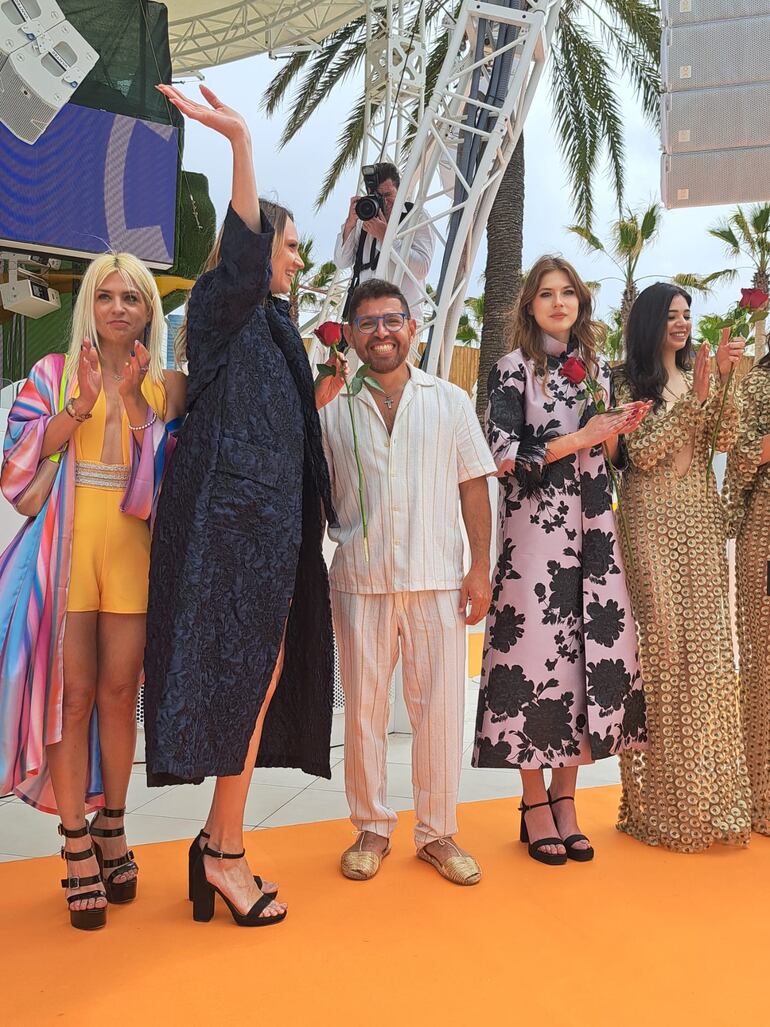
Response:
[65,398,92,422]
[128,409,157,432]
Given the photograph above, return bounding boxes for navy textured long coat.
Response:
[144,206,335,785]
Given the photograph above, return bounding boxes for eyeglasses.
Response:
[351,312,409,335]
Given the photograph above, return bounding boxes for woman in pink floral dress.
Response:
[473,256,650,865]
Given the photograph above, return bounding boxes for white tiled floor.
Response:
[0,675,620,862]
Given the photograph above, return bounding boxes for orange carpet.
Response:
[468,630,483,676]
[2,785,769,1026]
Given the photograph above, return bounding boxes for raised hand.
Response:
[693,342,711,404]
[76,338,102,413]
[715,327,745,381]
[155,83,249,142]
[118,340,151,403]
[362,211,388,243]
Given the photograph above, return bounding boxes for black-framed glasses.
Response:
[351,312,409,335]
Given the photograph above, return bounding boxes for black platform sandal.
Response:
[89,807,138,903]
[59,824,107,931]
[519,799,567,866]
[191,844,287,927]
[548,791,595,862]
[187,830,277,902]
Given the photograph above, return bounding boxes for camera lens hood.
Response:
[355,194,381,222]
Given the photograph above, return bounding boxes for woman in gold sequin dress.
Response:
[725,355,770,835]
[613,282,751,852]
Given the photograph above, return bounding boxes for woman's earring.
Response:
[143,323,150,345]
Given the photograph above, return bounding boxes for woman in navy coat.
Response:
[144,85,342,927]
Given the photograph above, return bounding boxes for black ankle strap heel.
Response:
[89,807,138,904]
[191,844,286,928]
[518,799,567,866]
[547,791,595,862]
[59,823,107,931]
[187,830,276,902]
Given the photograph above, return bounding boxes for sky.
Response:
[174,47,754,328]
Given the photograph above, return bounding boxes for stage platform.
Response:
[1,784,768,1026]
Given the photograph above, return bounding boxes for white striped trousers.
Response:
[331,589,466,848]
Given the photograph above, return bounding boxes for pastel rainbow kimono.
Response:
[0,353,177,814]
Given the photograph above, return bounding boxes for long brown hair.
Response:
[512,255,604,388]
[174,199,293,367]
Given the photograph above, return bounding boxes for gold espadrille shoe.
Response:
[340,832,391,881]
[417,838,482,886]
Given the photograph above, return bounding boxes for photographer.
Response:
[335,162,434,323]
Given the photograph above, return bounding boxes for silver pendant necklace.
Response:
[383,385,405,410]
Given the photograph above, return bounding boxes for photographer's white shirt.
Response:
[333,216,435,323]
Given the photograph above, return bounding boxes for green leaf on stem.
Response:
[315,362,337,379]
[349,376,364,396]
[363,376,384,393]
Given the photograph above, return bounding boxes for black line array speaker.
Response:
[661,0,770,208]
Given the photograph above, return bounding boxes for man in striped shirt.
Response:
[318,278,497,885]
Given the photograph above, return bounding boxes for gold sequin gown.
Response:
[613,370,751,852]
[725,365,770,835]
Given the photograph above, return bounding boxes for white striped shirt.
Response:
[319,365,497,594]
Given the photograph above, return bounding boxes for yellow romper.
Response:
[67,378,166,614]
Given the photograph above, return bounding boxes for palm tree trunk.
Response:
[476,136,525,420]
[620,281,637,331]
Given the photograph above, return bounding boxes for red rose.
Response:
[314,321,343,347]
[560,355,587,385]
[739,288,769,310]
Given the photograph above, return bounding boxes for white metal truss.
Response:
[306,0,428,364]
[165,1,367,72]
[309,0,562,380]
[385,0,563,376]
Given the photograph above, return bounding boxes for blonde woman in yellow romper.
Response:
[0,253,185,929]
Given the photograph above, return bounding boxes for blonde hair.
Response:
[513,255,604,389]
[65,252,165,385]
[174,200,294,367]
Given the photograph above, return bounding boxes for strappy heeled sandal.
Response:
[59,824,107,931]
[89,807,138,903]
[191,844,287,927]
[548,791,595,862]
[519,799,567,866]
[187,830,277,901]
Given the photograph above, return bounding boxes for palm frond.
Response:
[567,223,606,253]
[584,2,660,125]
[261,51,313,117]
[639,202,660,240]
[549,33,598,226]
[615,216,641,256]
[315,95,370,209]
[708,223,741,254]
[671,273,714,297]
[554,17,626,222]
[311,260,337,290]
[731,206,756,254]
[279,36,368,150]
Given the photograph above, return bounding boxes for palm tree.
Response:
[570,204,723,356]
[288,237,337,325]
[708,203,770,360]
[262,1,661,414]
[709,204,770,295]
[456,293,484,345]
[569,202,662,328]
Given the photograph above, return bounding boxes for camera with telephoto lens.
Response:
[355,165,385,222]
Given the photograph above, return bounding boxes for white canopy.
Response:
[164,0,366,74]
